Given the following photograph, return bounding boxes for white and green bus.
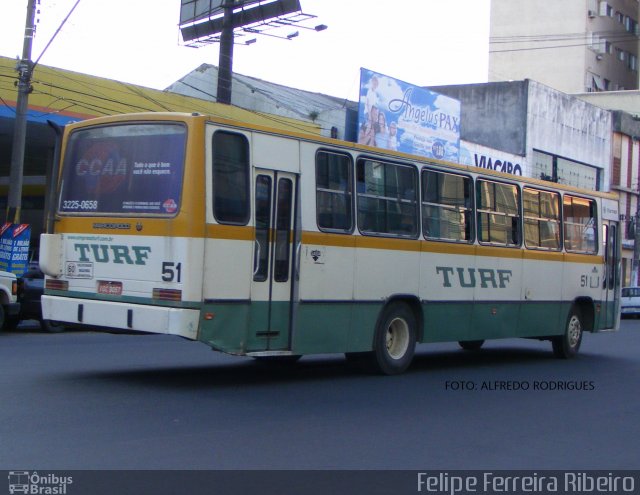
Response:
[39,112,621,374]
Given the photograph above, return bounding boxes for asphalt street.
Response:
[1,319,639,470]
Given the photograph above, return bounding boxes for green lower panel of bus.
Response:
[197,299,603,356]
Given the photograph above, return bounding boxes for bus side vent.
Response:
[127,309,133,329]
[77,304,84,323]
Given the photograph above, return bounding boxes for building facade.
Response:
[489,0,640,93]
[166,64,358,141]
[577,91,640,285]
[430,80,612,192]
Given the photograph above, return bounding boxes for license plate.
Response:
[97,280,122,296]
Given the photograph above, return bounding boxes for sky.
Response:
[0,0,490,102]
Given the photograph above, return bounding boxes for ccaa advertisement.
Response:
[357,68,461,162]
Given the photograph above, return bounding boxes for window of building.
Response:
[563,195,597,254]
[356,158,418,237]
[523,188,561,250]
[421,169,473,243]
[476,180,521,247]
[316,151,353,232]
[212,131,250,225]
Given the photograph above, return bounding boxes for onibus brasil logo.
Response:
[8,471,73,494]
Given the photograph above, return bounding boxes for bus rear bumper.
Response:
[41,295,200,340]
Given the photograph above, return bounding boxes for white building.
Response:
[166,64,358,141]
[490,0,640,93]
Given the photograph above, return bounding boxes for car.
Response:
[16,266,64,332]
[621,286,640,318]
[0,270,20,331]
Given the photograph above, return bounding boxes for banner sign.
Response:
[459,140,527,177]
[0,223,31,276]
[357,68,461,162]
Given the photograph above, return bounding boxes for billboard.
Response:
[0,223,31,276]
[180,0,301,42]
[357,68,461,162]
[180,0,262,25]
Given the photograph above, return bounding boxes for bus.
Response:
[38,112,621,374]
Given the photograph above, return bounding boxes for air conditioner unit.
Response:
[588,10,596,18]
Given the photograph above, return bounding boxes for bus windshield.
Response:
[58,122,186,216]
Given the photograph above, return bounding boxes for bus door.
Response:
[250,169,299,351]
[602,222,620,328]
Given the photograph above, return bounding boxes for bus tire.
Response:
[41,319,66,333]
[552,307,583,359]
[367,302,417,375]
[459,340,484,351]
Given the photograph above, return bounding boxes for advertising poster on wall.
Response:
[0,223,31,276]
[357,68,461,162]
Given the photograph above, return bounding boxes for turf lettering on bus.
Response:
[73,243,152,265]
[436,266,513,289]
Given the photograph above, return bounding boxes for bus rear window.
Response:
[59,123,186,216]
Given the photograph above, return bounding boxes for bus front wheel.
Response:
[367,302,417,375]
[552,307,583,359]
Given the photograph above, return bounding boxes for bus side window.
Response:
[422,169,473,243]
[356,159,418,238]
[563,195,597,254]
[316,151,353,232]
[476,179,521,247]
[212,131,250,225]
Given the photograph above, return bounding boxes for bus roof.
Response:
[64,111,618,201]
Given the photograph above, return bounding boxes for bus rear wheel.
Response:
[552,307,583,359]
[367,302,417,375]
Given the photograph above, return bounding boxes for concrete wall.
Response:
[431,80,612,190]
[578,91,640,119]
[527,80,612,189]
[430,81,528,156]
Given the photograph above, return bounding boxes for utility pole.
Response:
[217,0,235,105]
[6,0,37,224]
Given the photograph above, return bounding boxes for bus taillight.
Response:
[45,279,69,291]
[153,288,182,301]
